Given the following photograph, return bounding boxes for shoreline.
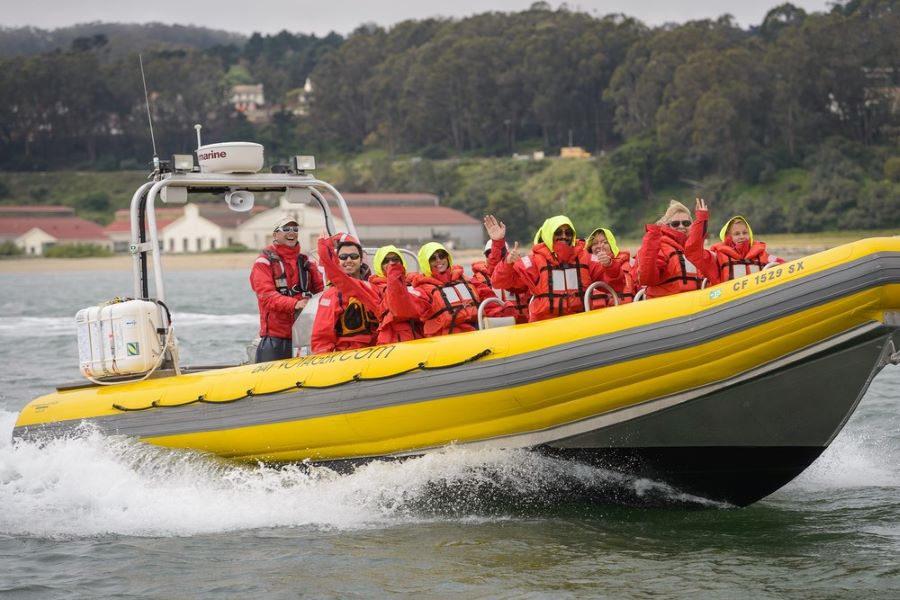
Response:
[0,234,892,273]
[0,250,492,273]
[0,252,261,273]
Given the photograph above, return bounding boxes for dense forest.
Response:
[0,0,898,239]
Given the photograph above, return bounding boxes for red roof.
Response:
[0,217,108,240]
[322,192,440,207]
[199,206,266,228]
[104,219,176,233]
[0,205,75,216]
[350,206,480,226]
[342,193,438,203]
[113,207,184,220]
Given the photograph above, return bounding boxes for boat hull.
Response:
[542,323,897,506]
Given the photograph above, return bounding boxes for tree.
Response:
[758,3,808,40]
[308,26,388,150]
[656,46,766,175]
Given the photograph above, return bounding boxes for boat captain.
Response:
[250,217,324,361]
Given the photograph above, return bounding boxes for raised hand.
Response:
[506,241,521,264]
[484,214,506,241]
[695,197,708,212]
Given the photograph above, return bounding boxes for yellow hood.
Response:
[586,227,620,257]
[719,215,754,243]
[373,245,409,276]
[540,215,576,248]
[417,242,452,277]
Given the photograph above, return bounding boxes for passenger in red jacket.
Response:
[709,215,784,281]
[492,215,593,321]
[636,199,719,299]
[585,227,634,308]
[473,215,529,323]
[311,232,380,354]
[412,242,507,337]
[250,216,324,362]
[370,245,426,344]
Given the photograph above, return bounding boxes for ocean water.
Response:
[1,269,898,598]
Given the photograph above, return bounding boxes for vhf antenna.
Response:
[139,54,159,172]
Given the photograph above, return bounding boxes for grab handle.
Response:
[583,281,619,312]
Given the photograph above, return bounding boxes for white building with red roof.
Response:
[250,192,481,251]
[237,197,348,253]
[3,191,483,257]
[0,207,112,255]
[161,203,267,253]
[349,205,482,249]
[104,207,183,253]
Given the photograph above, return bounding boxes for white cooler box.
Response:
[76,300,166,379]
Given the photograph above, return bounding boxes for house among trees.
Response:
[0,206,112,255]
[560,146,591,159]
[284,78,314,117]
[229,84,268,124]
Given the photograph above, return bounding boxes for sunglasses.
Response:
[430,251,449,261]
[338,252,361,260]
[555,228,574,237]
[382,256,402,265]
[276,226,299,233]
[668,220,692,228]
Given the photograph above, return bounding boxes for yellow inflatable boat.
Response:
[11,149,900,507]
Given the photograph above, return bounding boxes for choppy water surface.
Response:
[1,270,898,598]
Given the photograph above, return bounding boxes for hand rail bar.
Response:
[583,281,619,312]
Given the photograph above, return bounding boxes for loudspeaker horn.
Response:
[224,189,255,212]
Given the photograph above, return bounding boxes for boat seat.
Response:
[481,316,517,329]
[478,297,516,330]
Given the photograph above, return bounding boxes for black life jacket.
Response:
[336,291,378,337]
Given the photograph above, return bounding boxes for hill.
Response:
[0,22,246,58]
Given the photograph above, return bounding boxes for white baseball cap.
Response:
[273,216,299,231]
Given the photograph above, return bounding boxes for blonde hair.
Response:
[656,200,692,226]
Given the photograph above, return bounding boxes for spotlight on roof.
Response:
[172,154,195,172]
[293,155,316,173]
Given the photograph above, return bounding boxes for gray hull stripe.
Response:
[15,252,900,441]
